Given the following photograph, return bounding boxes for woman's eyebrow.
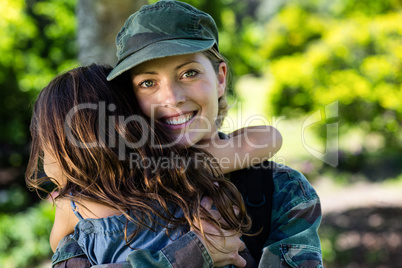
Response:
[133,61,199,76]
[139,71,157,75]
[175,61,198,70]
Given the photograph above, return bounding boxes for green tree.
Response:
[0,202,54,268]
[0,0,78,208]
[258,1,402,156]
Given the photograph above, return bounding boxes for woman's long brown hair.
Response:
[26,64,251,246]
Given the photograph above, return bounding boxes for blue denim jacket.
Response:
[67,200,187,265]
[53,162,324,267]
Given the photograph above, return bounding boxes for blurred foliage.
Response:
[0,0,78,212]
[0,201,54,268]
[0,0,78,167]
[258,0,402,154]
[0,1,77,264]
[0,185,30,212]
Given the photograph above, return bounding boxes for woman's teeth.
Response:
[164,113,194,125]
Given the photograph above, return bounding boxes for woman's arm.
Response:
[261,167,324,267]
[200,125,282,173]
[53,229,247,268]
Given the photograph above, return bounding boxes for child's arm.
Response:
[50,197,79,252]
[200,125,282,173]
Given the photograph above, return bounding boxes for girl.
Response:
[26,64,281,265]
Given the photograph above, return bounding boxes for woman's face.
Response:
[131,52,227,147]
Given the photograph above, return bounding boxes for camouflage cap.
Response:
[107,0,219,81]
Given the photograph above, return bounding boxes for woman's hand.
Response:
[191,196,247,268]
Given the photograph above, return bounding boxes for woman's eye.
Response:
[183,70,198,78]
[140,80,155,88]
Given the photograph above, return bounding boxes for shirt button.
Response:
[51,250,59,261]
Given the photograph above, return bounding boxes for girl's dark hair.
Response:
[26,64,250,244]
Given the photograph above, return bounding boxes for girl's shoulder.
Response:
[72,199,122,219]
[50,197,122,251]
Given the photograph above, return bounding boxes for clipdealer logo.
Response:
[62,100,339,167]
[302,101,339,167]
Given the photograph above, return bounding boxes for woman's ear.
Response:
[217,62,227,98]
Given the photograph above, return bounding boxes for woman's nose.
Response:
[158,81,186,106]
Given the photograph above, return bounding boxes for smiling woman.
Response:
[131,52,226,147]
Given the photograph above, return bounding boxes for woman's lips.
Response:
[160,111,197,129]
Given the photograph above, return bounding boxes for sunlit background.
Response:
[1,0,401,267]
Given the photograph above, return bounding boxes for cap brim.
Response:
[107,39,216,81]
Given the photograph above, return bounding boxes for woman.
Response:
[53,1,324,267]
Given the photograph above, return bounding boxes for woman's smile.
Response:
[160,111,197,128]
